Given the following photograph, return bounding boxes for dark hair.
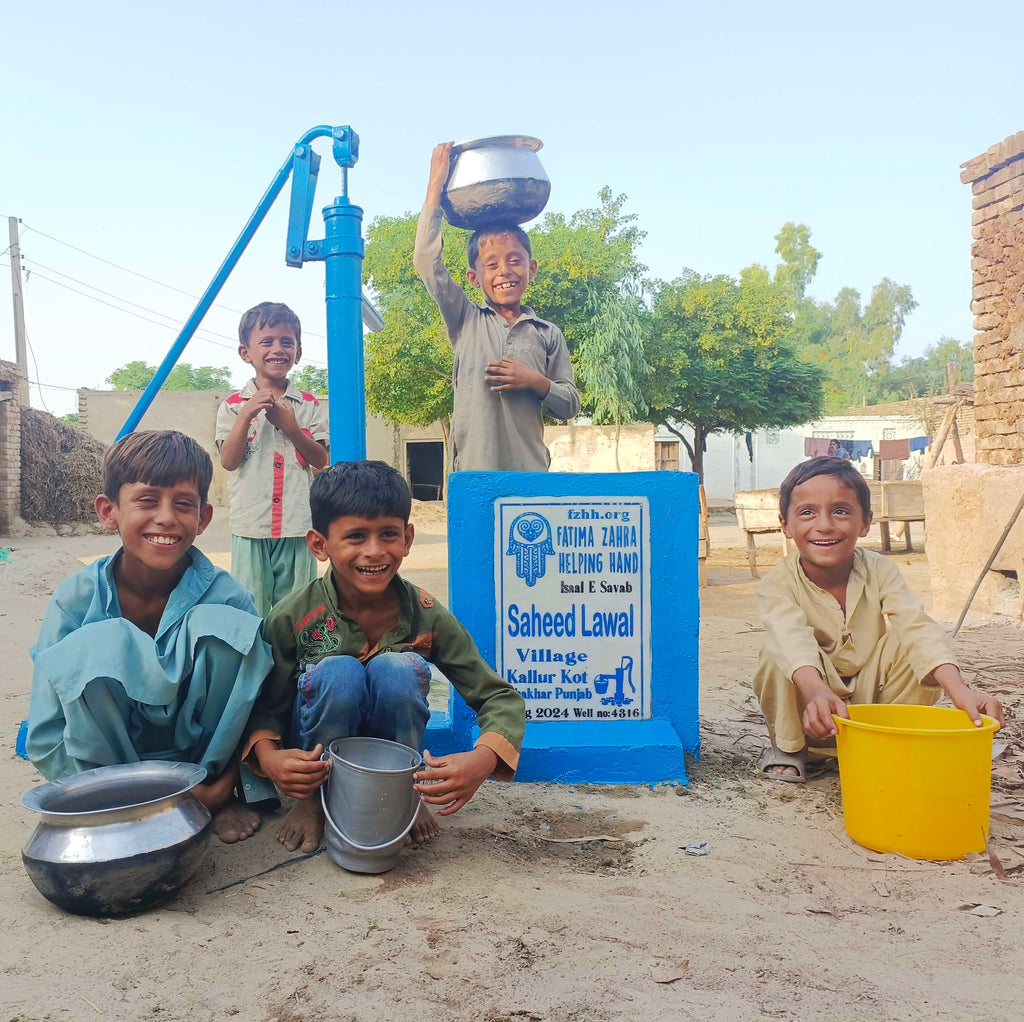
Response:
[238,301,302,349]
[466,222,532,269]
[309,460,412,535]
[103,430,213,505]
[778,456,872,521]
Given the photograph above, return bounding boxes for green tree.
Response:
[576,285,650,469]
[106,361,233,390]
[526,188,647,355]
[810,279,918,410]
[362,216,458,448]
[291,364,330,395]
[772,222,821,306]
[644,268,826,480]
[868,336,974,404]
[768,223,919,411]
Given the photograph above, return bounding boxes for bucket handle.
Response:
[318,751,424,853]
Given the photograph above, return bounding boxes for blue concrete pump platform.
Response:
[430,470,700,785]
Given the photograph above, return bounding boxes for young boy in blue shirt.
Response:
[216,301,330,615]
[242,460,526,854]
[28,430,274,841]
[754,456,1004,781]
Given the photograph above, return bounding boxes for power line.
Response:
[22,256,242,344]
[20,267,325,367]
[19,221,328,340]
[24,379,80,393]
[22,222,243,306]
[24,328,52,413]
[23,269,240,352]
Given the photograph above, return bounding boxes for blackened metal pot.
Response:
[21,761,211,917]
[441,135,551,230]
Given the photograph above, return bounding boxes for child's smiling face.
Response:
[467,233,537,312]
[781,473,872,581]
[239,321,300,383]
[96,480,211,575]
[308,514,414,607]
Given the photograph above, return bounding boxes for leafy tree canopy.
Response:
[291,364,330,395]
[644,264,826,478]
[576,285,650,427]
[765,224,919,412]
[867,336,973,405]
[106,361,233,391]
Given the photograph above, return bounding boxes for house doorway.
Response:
[407,441,444,501]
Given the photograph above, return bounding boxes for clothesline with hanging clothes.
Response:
[877,436,930,461]
[803,437,875,459]
[803,436,930,461]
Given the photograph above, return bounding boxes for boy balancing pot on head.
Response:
[27,431,274,842]
[754,456,1004,782]
[413,141,581,472]
[242,460,526,853]
[216,301,329,617]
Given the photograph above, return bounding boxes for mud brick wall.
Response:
[961,130,1024,466]
[0,360,22,533]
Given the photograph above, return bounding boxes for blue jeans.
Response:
[290,653,431,754]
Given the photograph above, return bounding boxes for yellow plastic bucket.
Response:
[834,705,999,860]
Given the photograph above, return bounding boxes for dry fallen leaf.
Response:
[652,960,689,984]
[987,847,1010,882]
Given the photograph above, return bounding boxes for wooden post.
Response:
[950,417,965,464]
[8,217,29,406]
[698,483,709,554]
[923,403,959,470]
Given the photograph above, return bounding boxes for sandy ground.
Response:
[2,506,1023,1022]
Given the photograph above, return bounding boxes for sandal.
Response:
[758,746,808,783]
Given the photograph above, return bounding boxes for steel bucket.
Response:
[441,135,551,230]
[21,761,211,916]
[320,737,422,874]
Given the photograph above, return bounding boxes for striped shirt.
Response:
[215,379,329,538]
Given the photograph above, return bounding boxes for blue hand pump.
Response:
[116,124,377,461]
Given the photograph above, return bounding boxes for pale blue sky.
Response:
[2,0,1021,415]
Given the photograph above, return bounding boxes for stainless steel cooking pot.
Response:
[21,761,211,916]
[441,135,551,230]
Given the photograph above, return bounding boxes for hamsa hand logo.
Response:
[507,512,554,587]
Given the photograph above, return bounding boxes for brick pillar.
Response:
[0,360,23,533]
[960,131,1024,467]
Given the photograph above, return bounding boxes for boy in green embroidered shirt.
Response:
[243,460,526,852]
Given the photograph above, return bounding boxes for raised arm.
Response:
[413,143,472,340]
[424,141,452,207]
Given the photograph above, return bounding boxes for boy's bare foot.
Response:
[277,797,324,853]
[212,800,261,843]
[407,802,440,845]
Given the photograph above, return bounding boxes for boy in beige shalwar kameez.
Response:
[753,457,1003,782]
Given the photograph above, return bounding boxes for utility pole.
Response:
[8,217,29,406]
